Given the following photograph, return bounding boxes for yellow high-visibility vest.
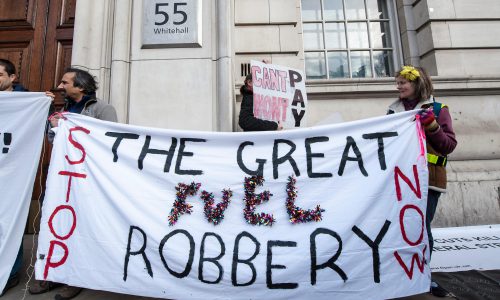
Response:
[427,153,447,166]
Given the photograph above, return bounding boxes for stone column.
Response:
[109,0,133,123]
[215,0,234,131]
[72,0,114,102]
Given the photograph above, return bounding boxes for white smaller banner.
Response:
[250,60,307,128]
[431,225,500,272]
[0,92,51,291]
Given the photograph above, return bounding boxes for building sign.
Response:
[142,0,202,48]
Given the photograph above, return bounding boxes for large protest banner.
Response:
[251,60,307,128]
[0,93,51,291]
[36,110,431,299]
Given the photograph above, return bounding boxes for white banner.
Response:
[36,110,431,299]
[431,225,500,272]
[251,60,307,128]
[0,92,51,291]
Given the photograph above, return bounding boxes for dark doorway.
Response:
[0,0,76,232]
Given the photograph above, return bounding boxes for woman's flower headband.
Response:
[400,65,420,81]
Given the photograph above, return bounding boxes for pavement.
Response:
[1,235,454,300]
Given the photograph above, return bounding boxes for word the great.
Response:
[104,132,399,179]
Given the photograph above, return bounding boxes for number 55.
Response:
[155,2,187,26]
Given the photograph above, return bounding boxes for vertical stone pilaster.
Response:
[72,0,114,102]
[215,1,234,131]
[109,0,133,123]
[396,0,420,66]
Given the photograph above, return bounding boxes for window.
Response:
[301,0,397,79]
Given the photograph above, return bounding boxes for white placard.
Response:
[251,60,308,129]
[431,225,500,272]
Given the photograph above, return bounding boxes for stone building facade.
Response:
[71,0,500,227]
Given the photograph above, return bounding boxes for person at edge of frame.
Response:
[388,65,457,298]
[29,67,117,300]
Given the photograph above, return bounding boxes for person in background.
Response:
[47,67,117,134]
[388,65,457,297]
[238,73,283,131]
[0,59,27,92]
[29,68,117,300]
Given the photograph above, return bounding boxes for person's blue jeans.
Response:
[10,242,23,277]
[426,190,441,257]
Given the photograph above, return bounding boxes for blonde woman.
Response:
[388,65,457,297]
